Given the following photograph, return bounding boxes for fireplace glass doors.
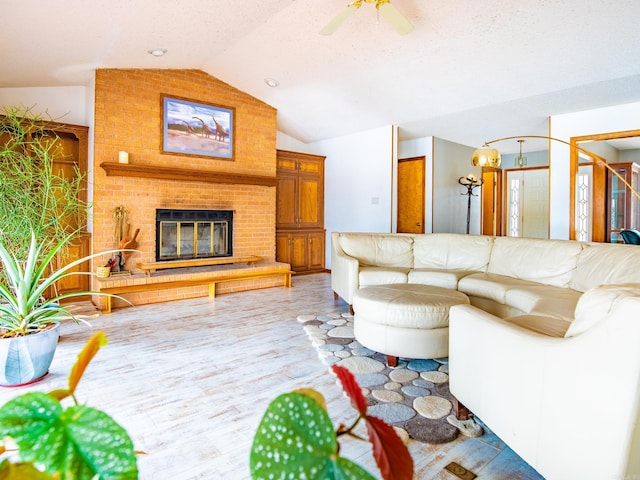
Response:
[156,209,233,261]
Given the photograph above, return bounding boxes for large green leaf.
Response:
[250,391,376,480]
[0,392,137,480]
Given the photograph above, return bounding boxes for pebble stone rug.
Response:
[298,311,481,444]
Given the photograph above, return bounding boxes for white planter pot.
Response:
[0,323,60,386]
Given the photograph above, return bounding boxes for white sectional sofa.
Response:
[331,231,640,480]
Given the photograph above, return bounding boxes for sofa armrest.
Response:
[331,233,360,305]
[449,301,640,480]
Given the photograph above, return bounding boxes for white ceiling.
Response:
[2,0,640,153]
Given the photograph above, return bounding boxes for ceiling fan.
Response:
[320,0,414,36]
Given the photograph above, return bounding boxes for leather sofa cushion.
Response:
[506,314,572,337]
[458,273,541,303]
[505,285,581,321]
[339,233,414,268]
[413,233,493,271]
[488,237,582,288]
[571,243,640,292]
[566,283,640,337]
[359,267,410,286]
[408,269,476,289]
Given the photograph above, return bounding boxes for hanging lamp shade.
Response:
[471,145,501,167]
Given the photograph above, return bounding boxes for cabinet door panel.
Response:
[290,234,308,271]
[276,175,298,228]
[298,177,320,227]
[298,159,323,175]
[275,233,291,264]
[307,231,326,272]
[54,233,90,298]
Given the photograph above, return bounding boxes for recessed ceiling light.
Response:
[264,78,280,88]
[148,48,167,57]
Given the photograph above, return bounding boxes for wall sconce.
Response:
[458,174,484,234]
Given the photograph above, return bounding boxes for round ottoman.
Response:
[352,284,469,366]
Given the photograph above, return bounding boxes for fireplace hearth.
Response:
[155,209,233,262]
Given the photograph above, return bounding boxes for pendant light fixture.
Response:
[515,139,527,167]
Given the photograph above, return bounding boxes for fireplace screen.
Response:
[156,209,232,261]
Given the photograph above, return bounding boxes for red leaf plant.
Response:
[332,364,414,480]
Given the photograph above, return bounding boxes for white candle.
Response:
[118,151,129,164]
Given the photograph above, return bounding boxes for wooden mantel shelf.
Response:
[100,162,277,187]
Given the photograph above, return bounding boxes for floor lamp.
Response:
[471,134,640,200]
[458,174,483,234]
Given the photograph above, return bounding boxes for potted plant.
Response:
[0,331,138,479]
[251,365,413,480]
[0,105,88,283]
[0,229,124,386]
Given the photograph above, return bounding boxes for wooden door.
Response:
[505,168,549,238]
[481,168,502,236]
[397,156,425,233]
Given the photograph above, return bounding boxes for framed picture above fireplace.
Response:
[161,95,234,160]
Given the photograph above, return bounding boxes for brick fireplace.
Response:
[92,69,280,309]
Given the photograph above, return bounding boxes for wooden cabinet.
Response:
[54,232,91,299]
[276,150,325,274]
[607,162,640,243]
[276,230,326,274]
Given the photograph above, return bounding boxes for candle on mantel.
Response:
[118,151,129,164]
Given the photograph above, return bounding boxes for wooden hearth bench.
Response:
[97,260,292,313]
[136,255,262,276]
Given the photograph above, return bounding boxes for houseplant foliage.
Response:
[0,229,128,385]
[0,105,87,277]
[0,331,138,479]
[250,365,413,480]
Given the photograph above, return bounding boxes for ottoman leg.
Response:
[453,397,470,420]
[386,355,398,367]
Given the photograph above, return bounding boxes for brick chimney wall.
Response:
[92,69,278,305]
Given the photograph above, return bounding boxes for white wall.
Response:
[433,138,481,234]
[276,131,315,153]
[311,125,396,268]
[550,101,640,239]
[0,86,89,125]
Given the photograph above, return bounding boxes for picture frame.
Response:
[161,95,234,160]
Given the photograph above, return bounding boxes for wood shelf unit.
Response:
[275,150,326,274]
[100,162,277,187]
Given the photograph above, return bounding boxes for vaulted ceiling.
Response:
[3,0,640,152]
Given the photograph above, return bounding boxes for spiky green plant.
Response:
[0,105,88,282]
[0,230,124,337]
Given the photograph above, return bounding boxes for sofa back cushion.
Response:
[338,233,414,268]
[413,234,493,271]
[566,283,640,337]
[571,243,640,292]
[488,237,582,288]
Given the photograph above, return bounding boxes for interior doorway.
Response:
[505,168,549,238]
[397,156,425,234]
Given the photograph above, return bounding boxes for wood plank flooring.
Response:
[0,273,544,479]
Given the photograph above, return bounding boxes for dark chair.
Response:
[620,229,640,245]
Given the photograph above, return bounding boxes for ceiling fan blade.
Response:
[377,2,413,35]
[320,4,359,36]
